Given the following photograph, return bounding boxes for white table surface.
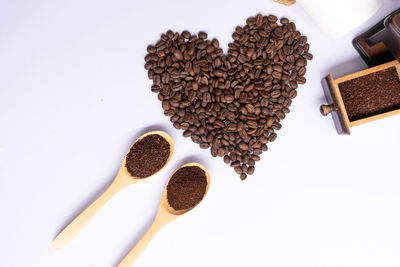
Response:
[1,1,400,266]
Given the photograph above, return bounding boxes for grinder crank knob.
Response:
[320,104,335,116]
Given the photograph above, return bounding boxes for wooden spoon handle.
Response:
[52,177,132,250]
[118,219,164,267]
[118,207,176,267]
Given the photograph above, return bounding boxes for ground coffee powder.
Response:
[167,166,207,210]
[125,134,170,178]
[339,67,400,121]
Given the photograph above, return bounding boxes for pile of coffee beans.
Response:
[144,14,312,179]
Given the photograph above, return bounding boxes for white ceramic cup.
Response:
[297,0,383,39]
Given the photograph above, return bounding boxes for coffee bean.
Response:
[273,27,283,38]
[151,85,160,93]
[161,100,170,110]
[238,54,247,63]
[276,111,285,120]
[247,166,255,175]
[268,133,277,142]
[289,89,297,99]
[283,98,292,108]
[272,121,282,129]
[234,166,242,174]
[246,47,255,58]
[244,83,255,92]
[272,71,282,80]
[256,14,263,26]
[280,17,289,25]
[144,14,312,179]
[217,148,226,157]
[297,76,306,84]
[295,58,307,67]
[242,164,248,173]
[239,142,249,150]
[223,155,230,164]
[200,143,209,149]
[303,52,313,60]
[231,161,240,168]
[173,49,183,60]
[273,64,283,72]
[298,67,306,76]
[182,31,191,39]
[289,22,296,32]
[271,90,281,98]
[268,14,278,22]
[147,45,156,53]
[198,31,208,39]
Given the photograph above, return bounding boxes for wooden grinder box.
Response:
[320,60,400,134]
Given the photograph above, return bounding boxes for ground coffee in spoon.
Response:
[125,134,170,178]
[167,166,207,210]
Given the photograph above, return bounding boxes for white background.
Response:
[1,0,400,266]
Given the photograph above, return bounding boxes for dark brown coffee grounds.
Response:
[339,67,400,121]
[167,166,207,210]
[125,134,170,178]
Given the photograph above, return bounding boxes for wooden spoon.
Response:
[118,162,210,267]
[52,130,174,250]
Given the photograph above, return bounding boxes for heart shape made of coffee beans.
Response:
[144,14,312,180]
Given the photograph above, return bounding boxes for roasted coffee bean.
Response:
[242,164,248,173]
[273,64,283,72]
[303,52,313,60]
[200,143,209,149]
[198,31,208,39]
[162,100,170,110]
[297,76,306,84]
[268,133,277,142]
[173,49,183,60]
[295,58,307,67]
[283,98,292,108]
[145,14,312,179]
[289,89,297,99]
[272,121,282,130]
[247,166,255,175]
[268,15,278,22]
[298,67,306,76]
[223,155,230,164]
[231,161,240,168]
[147,45,156,53]
[244,83,254,92]
[234,166,242,174]
[280,17,289,25]
[182,30,191,39]
[266,116,274,127]
[151,85,160,93]
[270,90,281,98]
[239,142,249,150]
